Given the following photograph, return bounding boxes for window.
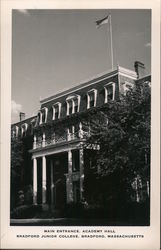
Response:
[66,95,81,116]
[55,106,59,119]
[21,123,28,137]
[52,102,61,120]
[30,118,36,134]
[41,107,48,123]
[73,98,78,113]
[87,89,97,109]
[36,107,48,125]
[12,126,19,138]
[68,100,73,115]
[89,94,94,107]
[42,112,45,123]
[11,129,15,138]
[37,111,42,125]
[104,82,115,103]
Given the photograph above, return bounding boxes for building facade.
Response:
[11,63,151,211]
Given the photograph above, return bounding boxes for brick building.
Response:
[11,62,151,211]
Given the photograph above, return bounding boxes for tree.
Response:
[11,136,24,209]
[83,81,150,217]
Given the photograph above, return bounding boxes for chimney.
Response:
[19,112,25,121]
[134,61,145,79]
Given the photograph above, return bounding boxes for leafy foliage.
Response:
[11,137,24,181]
[11,136,25,209]
[83,82,150,205]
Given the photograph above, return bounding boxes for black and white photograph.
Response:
[0,1,160,249]
[10,9,151,226]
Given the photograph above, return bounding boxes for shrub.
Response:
[11,204,42,219]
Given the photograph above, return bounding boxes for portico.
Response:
[30,139,85,208]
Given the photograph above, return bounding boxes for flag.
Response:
[96,15,109,28]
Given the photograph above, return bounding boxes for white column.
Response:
[72,125,75,140]
[33,135,37,149]
[67,128,71,141]
[66,150,73,203]
[79,148,84,200]
[79,122,83,139]
[42,132,46,147]
[50,159,54,205]
[33,157,37,204]
[42,156,47,204]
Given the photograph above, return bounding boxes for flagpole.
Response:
[109,14,114,70]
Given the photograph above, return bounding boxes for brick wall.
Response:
[41,74,119,123]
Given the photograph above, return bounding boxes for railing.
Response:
[33,121,91,150]
[33,131,86,149]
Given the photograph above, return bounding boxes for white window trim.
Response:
[37,111,42,125]
[87,89,97,109]
[42,107,48,123]
[36,107,48,125]
[12,130,15,138]
[15,126,19,137]
[52,102,62,120]
[31,118,36,128]
[21,123,28,137]
[104,82,115,103]
[66,95,81,116]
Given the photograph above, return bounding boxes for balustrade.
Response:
[33,125,87,149]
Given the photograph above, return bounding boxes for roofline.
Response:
[40,66,137,105]
[136,74,151,81]
[11,115,37,126]
[117,66,137,78]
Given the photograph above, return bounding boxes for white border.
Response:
[1,1,160,249]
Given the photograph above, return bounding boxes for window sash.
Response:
[104,83,115,103]
[87,89,97,109]
[52,103,61,120]
[66,95,80,116]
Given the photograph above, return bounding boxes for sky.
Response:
[12,9,151,123]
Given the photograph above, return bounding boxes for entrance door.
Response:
[53,179,65,209]
[73,181,80,203]
[48,153,67,209]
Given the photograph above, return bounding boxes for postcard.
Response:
[1,0,160,249]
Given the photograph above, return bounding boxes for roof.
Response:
[40,65,137,105]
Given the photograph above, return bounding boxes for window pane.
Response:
[69,101,72,114]
[42,111,45,123]
[107,85,113,101]
[89,93,95,107]
[74,99,78,113]
[55,105,59,119]
[38,113,41,124]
